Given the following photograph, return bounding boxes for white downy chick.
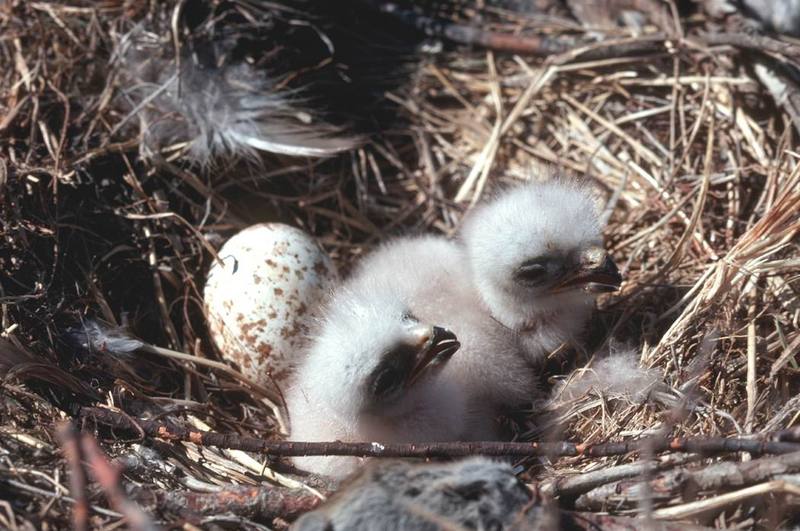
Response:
[461,179,622,362]
[285,283,464,479]
[348,236,539,429]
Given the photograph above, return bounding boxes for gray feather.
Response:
[115,26,360,164]
[69,320,144,358]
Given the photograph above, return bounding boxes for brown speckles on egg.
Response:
[257,343,273,363]
[313,260,329,276]
[204,223,338,387]
[240,319,266,335]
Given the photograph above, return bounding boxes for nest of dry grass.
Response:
[1,0,799,529]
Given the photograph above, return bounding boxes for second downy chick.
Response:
[461,178,622,363]
[348,236,539,431]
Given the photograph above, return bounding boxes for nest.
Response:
[1,0,799,529]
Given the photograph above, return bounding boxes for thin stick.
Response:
[80,407,800,459]
[577,449,800,511]
[373,2,570,56]
[652,480,800,520]
[745,302,758,433]
[57,424,89,531]
[147,485,322,520]
[80,434,158,531]
[543,454,697,498]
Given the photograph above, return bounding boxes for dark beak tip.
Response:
[555,252,622,293]
[593,254,622,284]
[407,330,460,387]
[431,326,458,343]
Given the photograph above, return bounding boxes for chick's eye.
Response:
[372,367,401,397]
[515,260,548,285]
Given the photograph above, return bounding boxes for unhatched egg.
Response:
[204,223,337,387]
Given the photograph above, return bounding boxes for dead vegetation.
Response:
[1,0,799,529]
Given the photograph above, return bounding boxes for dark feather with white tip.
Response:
[115,22,361,164]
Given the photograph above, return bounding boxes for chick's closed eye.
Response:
[368,346,415,400]
[371,365,404,398]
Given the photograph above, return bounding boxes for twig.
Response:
[79,433,158,531]
[753,61,800,136]
[380,3,676,63]
[137,485,323,521]
[699,32,800,62]
[80,406,800,459]
[564,512,714,530]
[365,5,800,70]
[652,480,800,520]
[372,1,570,55]
[374,1,678,61]
[745,300,758,433]
[2,479,123,519]
[577,450,800,510]
[543,453,698,497]
[57,424,89,531]
[773,426,800,442]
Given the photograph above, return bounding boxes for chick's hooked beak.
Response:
[407,325,460,386]
[553,247,622,294]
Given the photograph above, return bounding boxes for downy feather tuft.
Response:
[114,22,360,165]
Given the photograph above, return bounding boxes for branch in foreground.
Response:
[80,406,800,459]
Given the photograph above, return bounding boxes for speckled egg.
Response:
[204,223,337,386]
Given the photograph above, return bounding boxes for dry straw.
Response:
[1,0,799,528]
